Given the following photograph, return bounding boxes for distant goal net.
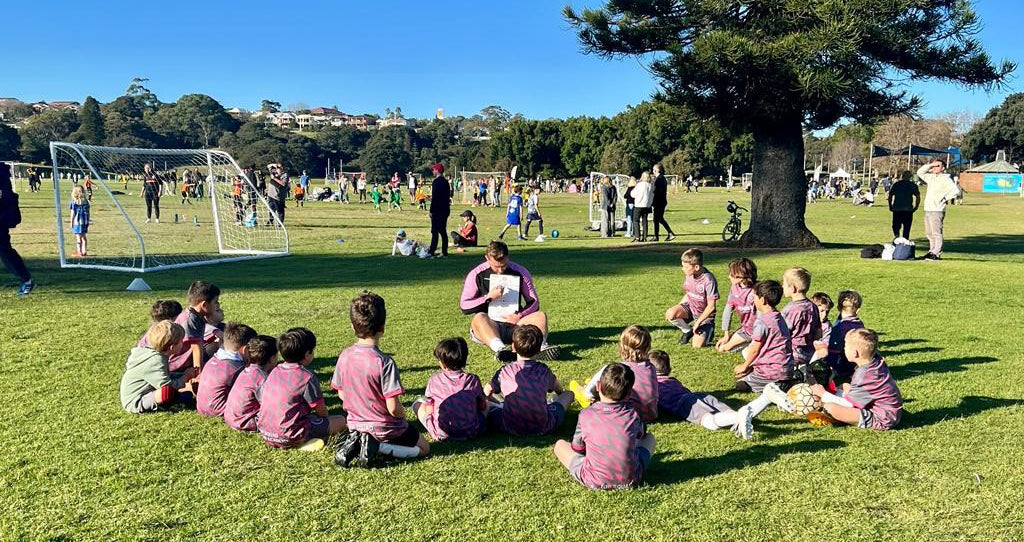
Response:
[459,171,507,204]
[50,142,289,272]
[587,172,630,228]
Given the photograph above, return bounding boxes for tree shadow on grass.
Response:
[899,396,1024,429]
[547,326,626,360]
[884,346,943,356]
[947,233,1024,256]
[889,356,998,381]
[647,439,847,485]
[879,338,927,348]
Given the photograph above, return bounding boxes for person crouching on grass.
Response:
[665,248,720,348]
[811,328,903,430]
[119,321,198,413]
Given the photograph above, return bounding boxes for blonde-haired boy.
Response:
[811,328,903,430]
[781,267,821,374]
[119,321,198,413]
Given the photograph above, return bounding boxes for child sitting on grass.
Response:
[810,292,834,361]
[484,324,574,436]
[575,325,660,422]
[781,267,822,376]
[554,363,656,489]
[120,321,198,413]
[715,258,757,353]
[733,280,795,397]
[811,328,903,430]
[332,292,429,467]
[665,248,720,348]
[391,229,428,258]
[413,337,488,441]
[826,290,865,386]
[168,281,224,375]
[196,322,257,418]
[224,335,278,432]
[257,328,347,451]
[137,300,183,347]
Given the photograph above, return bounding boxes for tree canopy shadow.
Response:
[547,326,627,360]
[889,356,998,381]
[884,346,943,356]
[899,396,1024,429]
[879,338,927,348]
[946,233,1024,256]
[647,439,847,485]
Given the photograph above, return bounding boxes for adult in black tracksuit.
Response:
[142,164,162,223]
[427,163,451,257]
[0,163,33,294]
[652,164,676,241]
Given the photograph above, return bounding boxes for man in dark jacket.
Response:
[427,163,451,257]
[600,177,617,237]
[651,164,676,241]
[0,164,33,294]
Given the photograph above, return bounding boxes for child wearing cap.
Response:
[450,210,478,252]
[391,229,428,258]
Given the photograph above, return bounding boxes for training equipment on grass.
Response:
[126,278,151,291]
[550,229,559,238]
[535,235,545,243]
[50,142,288,272]
[586,172,630,229]
[787,383,823,416]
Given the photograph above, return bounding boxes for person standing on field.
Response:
[0,164,33,295]
[427,163,451,257]
[915,160,960,260]
[887,170,920,239]
[651,164,676,242]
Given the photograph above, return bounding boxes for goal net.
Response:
[587,172,630,228]
[50,142,289,272]
[459,171,507,204]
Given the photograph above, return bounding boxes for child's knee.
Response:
[417,436,431,455]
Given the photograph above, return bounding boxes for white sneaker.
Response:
[155,218,159,224]
[733,405,754,439]
[145,218,151,223]
[763,382,795,413]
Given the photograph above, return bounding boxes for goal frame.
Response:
[50,142,289,273]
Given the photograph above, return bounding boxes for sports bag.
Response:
[860,244,883,258]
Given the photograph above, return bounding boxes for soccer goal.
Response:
[587,172,630,229]
[460,171,507,204]
[50,142,289,272]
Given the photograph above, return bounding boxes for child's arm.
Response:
[386,396,405,418]
[391,240,398,256]
[313,402,329,417]
[692,297,718,330]
[735,341,761,376]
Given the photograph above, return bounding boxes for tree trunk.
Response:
[739,116,821,248]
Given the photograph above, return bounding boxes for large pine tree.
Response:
[565,0,1013,247]
[72,96,105,145]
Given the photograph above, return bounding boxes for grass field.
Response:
[2,180,1023,541]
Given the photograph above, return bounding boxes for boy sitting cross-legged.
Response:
[574,325,660,422]
[780,267,822,377]
[257,328,347,451]
[734,280,795,400]
[825,290,866,387]
[332,292,429,468]
[120,321,198,413]
[554,363,656,489]
[413,337,488,441]
[811,328,903,430]
[196,322,258,417]
[485,324,574,436]
[224,335,278,432]
[136,300,183,347]
[810,292,834,361]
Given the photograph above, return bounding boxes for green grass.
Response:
[2,182,1024,541]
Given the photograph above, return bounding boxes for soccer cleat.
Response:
[494,347,516,364]
[536,344,561,362]
[665,234,676,242]
[569,380,591,408]
[732,405,754,439]
[677,330,693,345]
[334,432,361,468]
[763,382,796,413]
[297,438,325,452]
[355,432,380,468]
[17,280,35,296]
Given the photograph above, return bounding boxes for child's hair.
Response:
[681,248,703,266]
[648,349,671,375]
[278,327,317,362]
[783,267,812,294]
[71,185,85,201]
[811,292,834,312]
[433,337,469,371]
[150,300,183,322]
[837,289,863,312]
[246,335,278,366]
[512,324,544,358]
[845,328,878,357]
[753,280,783,308]
[728,258,757,286]
[598,363,635,402]
[619,325,652,363]
[350,291,386,338]
[514,185,522,194]
[147,320,185,353]
[186,280,221,306]
[486,240,509,260]
[223,322,258,350]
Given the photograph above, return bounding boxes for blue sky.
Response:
[4,0,1021,124]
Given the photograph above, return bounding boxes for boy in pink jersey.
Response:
[734,280,795,395]
[781,267,822,373]
[716,258,757,353]
[167,281,224,375]
[554,363,656,489]
[257,328,346,449]
[576,325,659,422]
[810,292,834,361]
[485,324,574,436]
[332,292,429,468]
[196,322,257,417]
[224,335,277,432]
[413,337,488,441]
[826,290,865,386]
[812,328,903,430]
[136,300,183,348]
[665,248,719,348]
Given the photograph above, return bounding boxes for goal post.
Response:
[50,142,289,273]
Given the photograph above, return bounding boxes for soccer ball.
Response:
[787,383,822,416]
[535,235,545,243]
[550,229,560,238]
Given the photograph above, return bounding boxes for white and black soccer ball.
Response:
[787,383,822,416]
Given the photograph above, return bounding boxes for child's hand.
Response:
[809,384,825,398]
[183,366,199,381]
[733,363,749,378]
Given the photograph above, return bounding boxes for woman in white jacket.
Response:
[631,172,654,242]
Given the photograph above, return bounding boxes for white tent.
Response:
[829,167,852,179]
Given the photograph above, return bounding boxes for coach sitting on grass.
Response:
[460,240,559,363]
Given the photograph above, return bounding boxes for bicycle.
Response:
[722,200,747,242]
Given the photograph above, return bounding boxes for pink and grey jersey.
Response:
[330,344,409,441]
[622,360,659,422]
[166,308,221,373]
[725,283,756,335]
[818,319,832,347]
[655,374,692,416]
[782,298,822,360]
[845,355,903,430]
[489,359,558,436]
[224,364,268,431]
[750,310,794,381]
[827,315,865,380]
[460,260,539,317]
[256,362,324,447]
[570,401,647,489]
[683,269,719,322]
[423,369,487,440]
[196,349,245,417]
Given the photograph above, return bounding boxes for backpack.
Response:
[860,244,883,258]
[0,190,22,229]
